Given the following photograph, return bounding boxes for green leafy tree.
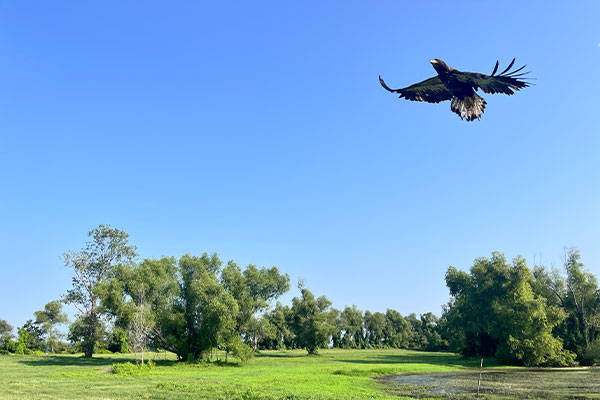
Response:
[420,312,447,351]
[248,315,277,350]
[339,305,364,348]
[405,313,424,348]
[330,308,342,348]
[101,256,181,358]
[171,254,240,361]
[0,319,15,351]
[68,316,106,353]
[363,311,386,348]
[63,224,137,357]
[265,302,294,349]
[289,284,336,355]
[403,312,446,350]
[384,309,411,348]
[500,279,573,366]
[221,262,289,351]
[103,254,245,362]
[444,252,575,366]
[582,338,600,365]
[533,248,599,362]
[107,327,130,353]
[34,301,68,353]
[14,321,45,354]
[101,256,180,334]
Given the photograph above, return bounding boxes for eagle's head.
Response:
[430,59,451,74]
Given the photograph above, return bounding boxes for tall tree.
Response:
[34,301,68,353]
[0,319,14,350]
[247,315,277,350]
[383,309,411,349]
[221,262,289,351]
[289,284,336,355]
[444,252,575,366]
[405,313,423,348]
[103,254,248,362]
[363,311,386,348]
[339,305,363,348]
[63,225,137,357]
[101,257,179,355]
[419,312,446,351]
[14,320,45,353]
[533,248,600,361]
[265,302,294,349]
[128,287,153,364]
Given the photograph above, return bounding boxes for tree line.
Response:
[1,225,599,367]
[443,249,599,366]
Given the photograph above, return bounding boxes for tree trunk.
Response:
[84,301,97,358]
[477,358,483,397]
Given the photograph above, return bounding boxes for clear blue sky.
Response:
[1,1,599,329]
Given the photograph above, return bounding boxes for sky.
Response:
[1,1,599,330]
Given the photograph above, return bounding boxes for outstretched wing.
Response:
[456,58,531,95]
[379,75,452,103]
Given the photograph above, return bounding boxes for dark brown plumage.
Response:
[379,59,531,121]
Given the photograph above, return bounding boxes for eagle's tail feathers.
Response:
[450,94,486,122]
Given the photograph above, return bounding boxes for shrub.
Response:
[1,340,16,354]
[107,327,130,353]
[111,360,155,376]
[581,340,600,366]
[14,342,27,355]
[228,340,254,363]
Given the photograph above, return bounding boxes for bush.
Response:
[14,342,27,355]
[581,340,600,366]
[111,360,155,376]
[107,327,130,353]
[229,341,254,363]
[1,340,16,354]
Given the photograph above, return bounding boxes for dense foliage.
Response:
[2,225,599,367]
[442,252,575,366]
[531,248,600,365]
[62,225,137,357]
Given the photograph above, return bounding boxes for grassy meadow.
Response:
[1,349,598,400]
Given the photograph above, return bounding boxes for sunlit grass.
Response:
[0,349,472,399]
[1,349,596,399]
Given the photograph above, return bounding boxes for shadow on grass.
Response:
[254,352,306,359]
[18,355,124,367]
[332,352,501,368]
[17,355,183,368]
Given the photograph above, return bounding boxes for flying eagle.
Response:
[379,59,530,121]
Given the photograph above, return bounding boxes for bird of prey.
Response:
[379,59,530,121]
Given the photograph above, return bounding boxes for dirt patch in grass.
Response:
[378,368,600,399]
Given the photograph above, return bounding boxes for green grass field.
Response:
[0,349,597,399]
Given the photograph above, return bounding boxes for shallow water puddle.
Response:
[384,373,472,395]
[380,369,600,399]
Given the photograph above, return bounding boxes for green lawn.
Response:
[0,349,475,399]
[0,349,596,399]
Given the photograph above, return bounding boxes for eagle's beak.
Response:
[430,59,438,64]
